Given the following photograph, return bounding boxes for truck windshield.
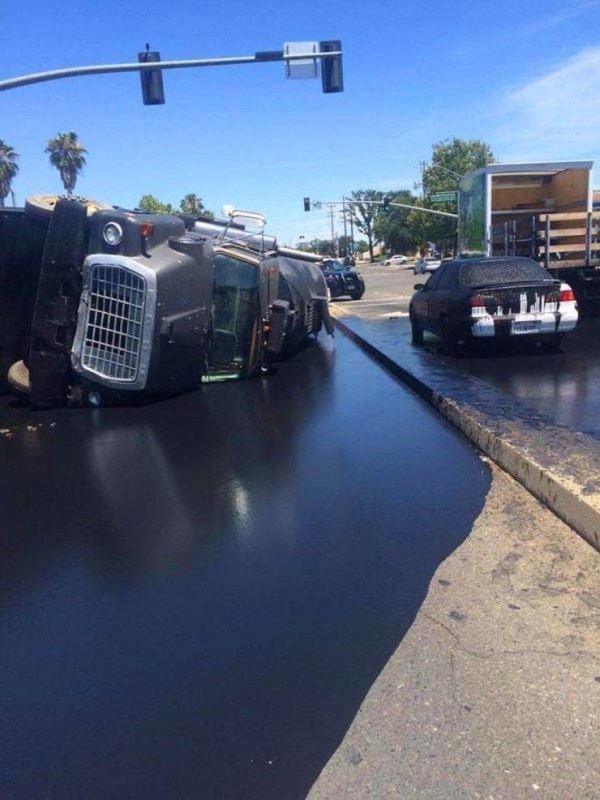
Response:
[210,253,260,373]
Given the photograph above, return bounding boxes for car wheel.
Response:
[410,308,424,345]
[440,317,460,356]
[350,291,364,301]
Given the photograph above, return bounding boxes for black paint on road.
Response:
[449,319,600,439]
[0,336,489,800]
[339,268,600,440]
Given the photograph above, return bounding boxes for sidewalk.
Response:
[307,310,600,800]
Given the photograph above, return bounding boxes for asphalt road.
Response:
[336,262,600,438]
[0,334,490,800]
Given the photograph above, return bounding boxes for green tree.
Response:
[179,192,213,217]
[348,189,385,262]
[374,189,419,255]
[0,140,19,207]
[422,137,495,197]
[45,132,87,195]
[138,194,175,214]
[137,193,214,218]
[419,137,496,254]
[297,238,336,257]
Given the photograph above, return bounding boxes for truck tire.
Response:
[25,194,110,221]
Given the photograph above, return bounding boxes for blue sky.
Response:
[2,0,600,244]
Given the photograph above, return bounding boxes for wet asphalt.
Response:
[0,335,490,800]
[339,264,600,439]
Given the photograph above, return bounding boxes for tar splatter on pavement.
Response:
[0,336,489,800]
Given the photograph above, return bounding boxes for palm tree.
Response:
[45,132,87,196]
[180,193,205,215]
[0,140,19,207]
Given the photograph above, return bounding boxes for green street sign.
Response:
[430,191,457,203]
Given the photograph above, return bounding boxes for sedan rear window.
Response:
[459,259,553,287]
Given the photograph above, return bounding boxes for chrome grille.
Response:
[81,264,146,382]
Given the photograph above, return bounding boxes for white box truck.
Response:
[458,161,600,300]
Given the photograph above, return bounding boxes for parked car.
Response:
[414,256,442,274]
[319,259,365,300]
[384,254,407,265]
[409,256,578,352]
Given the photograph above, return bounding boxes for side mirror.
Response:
[414,283,425,291]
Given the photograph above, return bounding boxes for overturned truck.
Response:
[0,196,332,408]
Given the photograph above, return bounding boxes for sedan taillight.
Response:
[470,293,501,308]
[560,287,575,302]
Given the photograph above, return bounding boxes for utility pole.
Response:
[341,197,348,255]
[347,199,355,253]
[419,161,428,198]
[327,206,337,256]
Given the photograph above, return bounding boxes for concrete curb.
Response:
[334,316,600,553]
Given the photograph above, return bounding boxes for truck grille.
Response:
[81,264,146,382]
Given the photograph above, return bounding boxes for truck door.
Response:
[209,253,260,376]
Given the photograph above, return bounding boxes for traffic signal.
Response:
[319,40,343,94]
[138,48,165,105]
[304,197,311,212]
[383,196,390,211]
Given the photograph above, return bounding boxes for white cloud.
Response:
[495,46,600,163]
[521,1,599,35]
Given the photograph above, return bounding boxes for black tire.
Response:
[25,194,110,221]
[350,291,364,301]
[410,308,423,345]
[440,317,460,356]
[25,195,60,220]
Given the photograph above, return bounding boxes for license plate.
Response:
[512,321,540,334]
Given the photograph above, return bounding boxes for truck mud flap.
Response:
[29,199,88,408]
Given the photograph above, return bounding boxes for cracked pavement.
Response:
[308,462,600,800]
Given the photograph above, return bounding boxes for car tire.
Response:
[350,291,364,301]
[410,308,423,345]
[440,317,460,356]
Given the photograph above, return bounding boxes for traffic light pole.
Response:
[0,48,342,93]
[319,199,457,220]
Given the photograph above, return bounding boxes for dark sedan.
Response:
[319,259,365,300]
[409,256,578,352]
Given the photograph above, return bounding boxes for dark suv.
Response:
[319,259,365,300]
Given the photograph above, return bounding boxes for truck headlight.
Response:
[102,222,123,247]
